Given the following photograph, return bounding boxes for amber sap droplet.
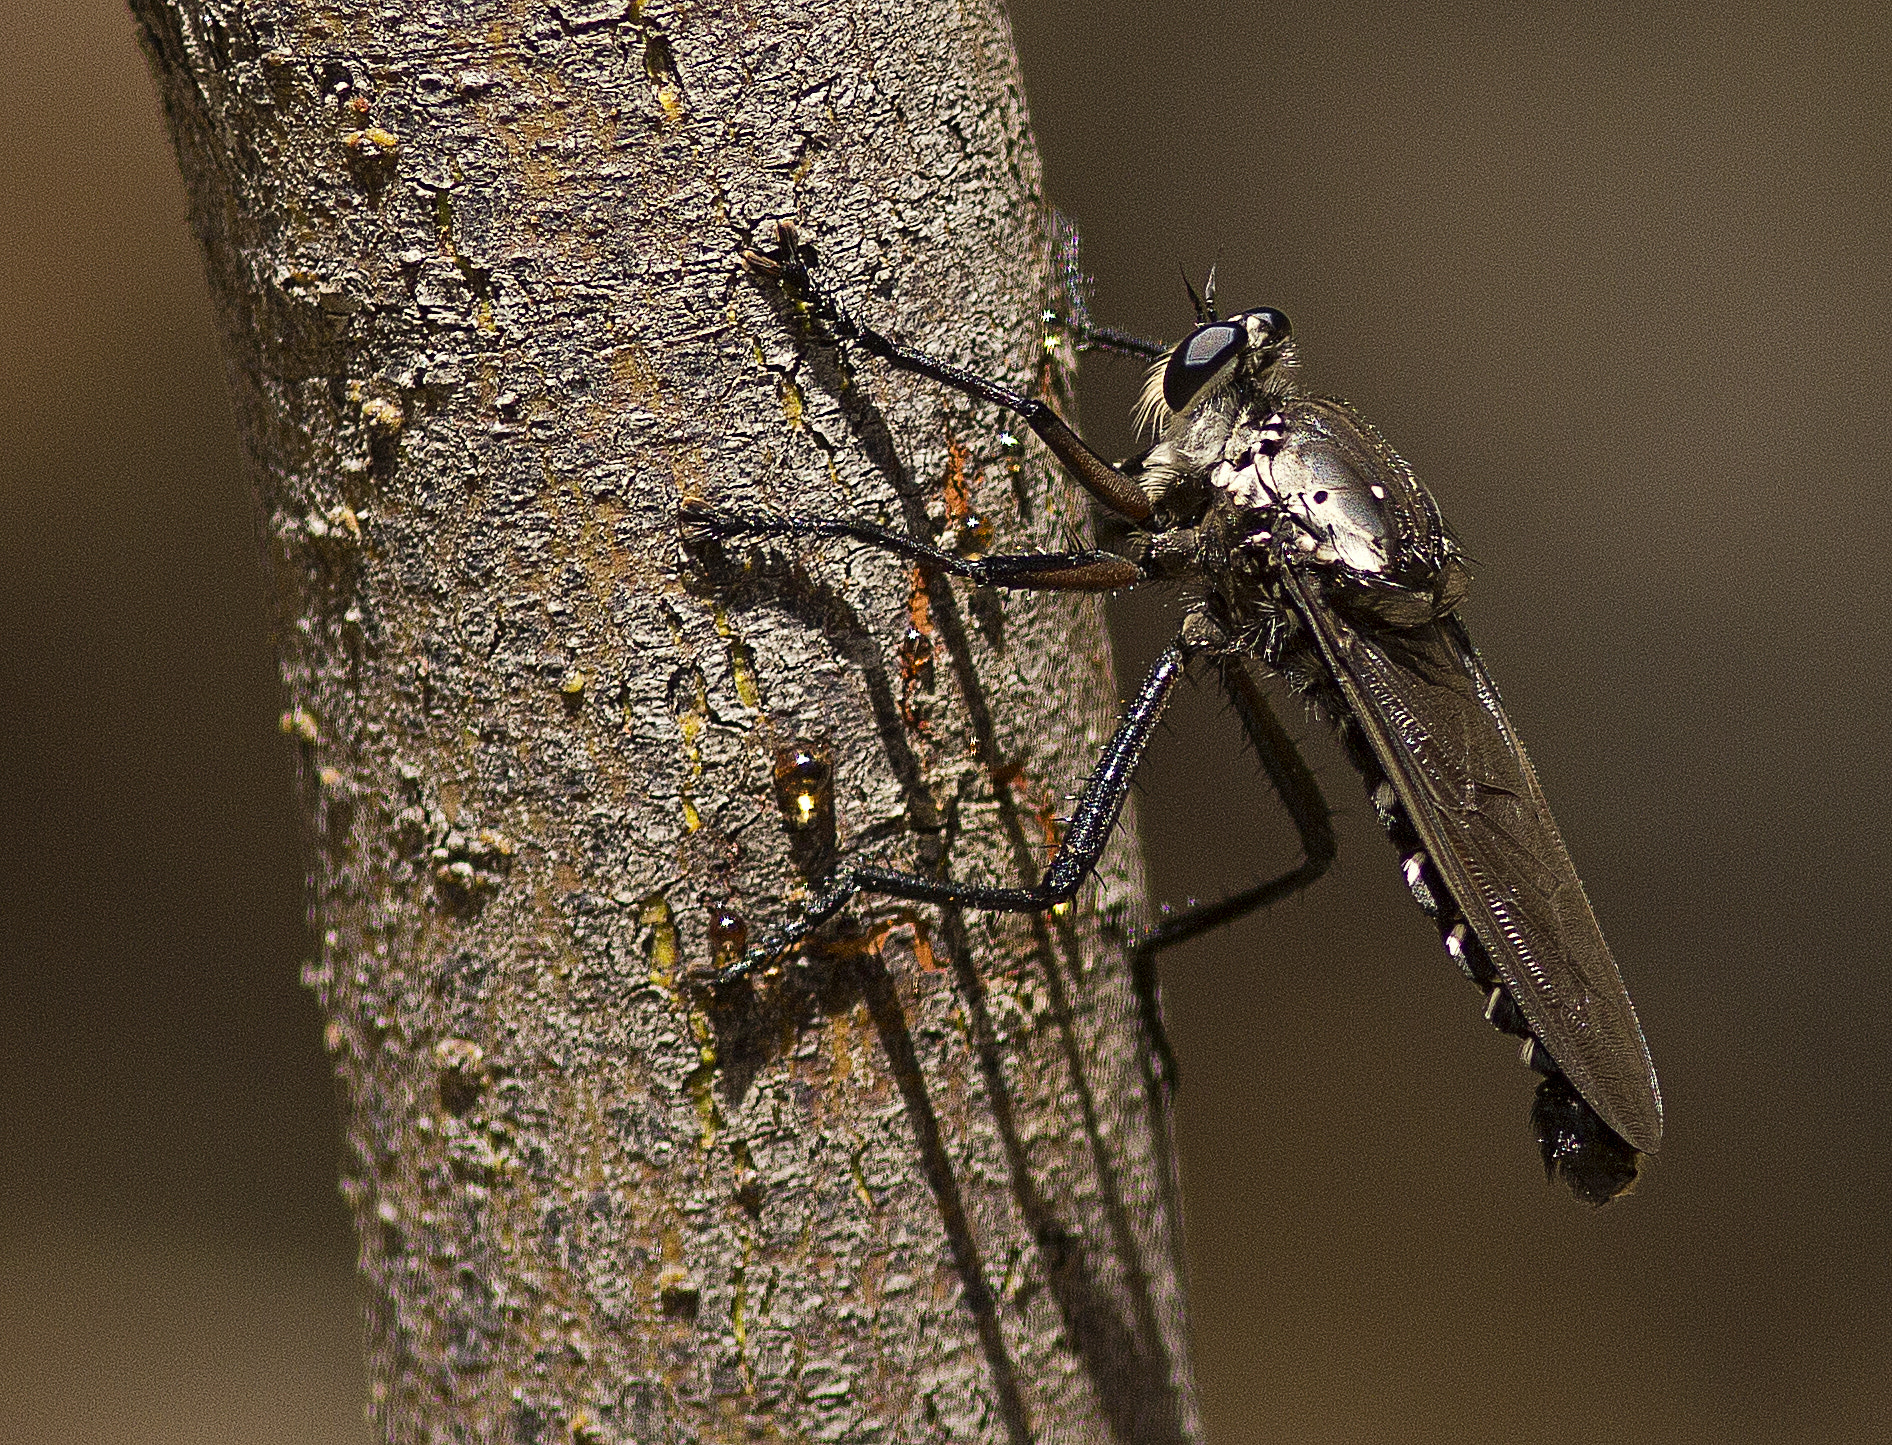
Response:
[956,510,994,557]
[771,742,833,832]
[707,907,749,971]
[900,625,936,677]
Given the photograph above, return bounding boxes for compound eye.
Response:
[1163,321,1245,413]
[1243,307,1291,348]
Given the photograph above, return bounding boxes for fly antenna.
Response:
[1180,264,1210,324]
[1204,256,1220,320]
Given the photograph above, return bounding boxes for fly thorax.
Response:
[1259,421,1401,576]
[1205,410,1289,514]
[1208,452,1271,514]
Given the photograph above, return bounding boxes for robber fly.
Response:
[683,220,1662,1204]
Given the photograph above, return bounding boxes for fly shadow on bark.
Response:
[674,247,1192,1445]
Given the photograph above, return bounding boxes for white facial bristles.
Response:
[1132,350,1175,438]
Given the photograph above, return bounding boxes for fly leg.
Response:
[681,501,1148,593]
[741,221,1156,524]
[1067,318,1169,362]
[703,638,1191,988]
[1049,209,1170,360]
[1131,657,1337,1092]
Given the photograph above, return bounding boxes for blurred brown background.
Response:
[3,2,1887,1442]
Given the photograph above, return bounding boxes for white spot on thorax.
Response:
[1211,454,1272,512]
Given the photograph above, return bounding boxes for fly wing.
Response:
[1283,575,1664,1153]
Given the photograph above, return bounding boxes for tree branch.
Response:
[131,1,1197,1439]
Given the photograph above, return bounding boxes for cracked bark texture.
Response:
[130,2,1198,1442]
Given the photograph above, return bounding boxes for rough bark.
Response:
[130,2,1197,1442]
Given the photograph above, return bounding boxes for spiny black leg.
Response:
[1071,320,1169,361]
[682,502,1148,593]
[742,221,1156,524]
[1131,658,1337,1090]
[1050,209,1170,360]
[1070,320,1169,362]
[705,638,1192,987]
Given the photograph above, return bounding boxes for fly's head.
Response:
[1134,307,1297,439]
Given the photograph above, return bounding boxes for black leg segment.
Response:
[1068,319,1169,362]
[1137,658,1336,955]
[707,637,1192,987]
[1130,657,1337,1090]
[743,222,1156,524]
[682,502,1148,593]
[1051,211,1171,361]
